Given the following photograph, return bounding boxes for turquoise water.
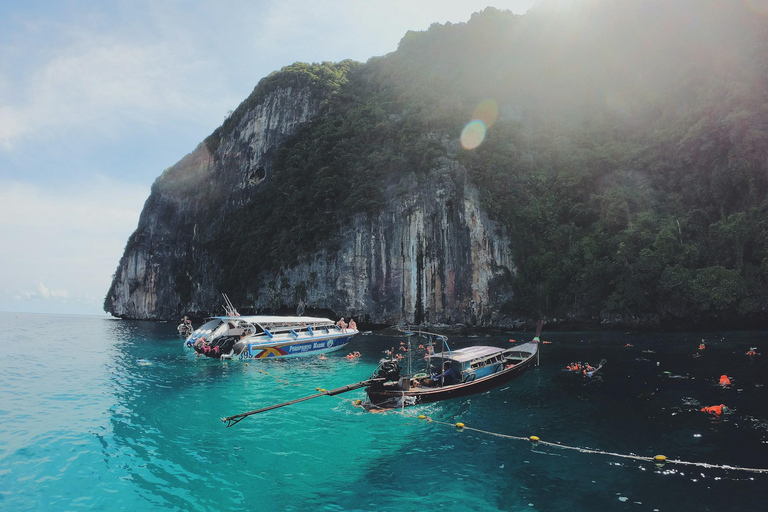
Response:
[1,312,768,511]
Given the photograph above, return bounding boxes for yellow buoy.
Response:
[316,387,321,391]
[245,363,249,366]
[355,399,362,405]
[456,422,465,428]
[654,455,667,462]
[320,389,326,393]
[530,436,540,442]
[259,370,263,373]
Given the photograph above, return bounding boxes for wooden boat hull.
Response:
[366,343,538,408]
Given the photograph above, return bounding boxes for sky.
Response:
[0,0,537,316]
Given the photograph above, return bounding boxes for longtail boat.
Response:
[363,326,540,409]
[221,322,543,425]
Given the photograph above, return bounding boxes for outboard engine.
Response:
[377,359,401,382]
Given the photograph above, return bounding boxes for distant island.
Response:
[105,1,768,331]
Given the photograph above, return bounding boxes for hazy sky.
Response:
[0,0,536,316]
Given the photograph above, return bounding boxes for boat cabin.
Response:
[190,315,339,340]
[427,346,510,382]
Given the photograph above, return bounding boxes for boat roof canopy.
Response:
[431,345,506,363]
[212,315,334,327]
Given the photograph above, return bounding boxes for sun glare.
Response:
[745,0,768,16]
[461,120,486,150]
[472,99,499,129]
[461,99,498,150]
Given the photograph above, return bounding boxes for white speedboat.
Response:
[185,315,358,360]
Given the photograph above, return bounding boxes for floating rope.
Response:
[394,412,768,475]
[342,397,768,475]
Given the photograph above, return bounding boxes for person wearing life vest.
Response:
[719,374,731,386]
[699,340,706,351]
[701,404,727,416]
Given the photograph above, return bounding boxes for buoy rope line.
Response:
[428,418,768,474]
[407,413,768,475]
[245,368,768,475]
[352,400,768,474]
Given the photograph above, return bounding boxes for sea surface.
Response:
[1,312,768,511]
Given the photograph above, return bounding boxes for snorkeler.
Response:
[701,404,727,416]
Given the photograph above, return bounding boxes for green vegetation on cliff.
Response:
[208,2,768,327]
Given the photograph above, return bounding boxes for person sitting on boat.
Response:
[336,317,347,332]
[423,362,457,387]
[348,318,357,331]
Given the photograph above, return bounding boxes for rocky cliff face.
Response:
[248,164,515,326]
[105,82,331,319]
[105,73,517,326]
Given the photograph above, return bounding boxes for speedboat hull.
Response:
[185,315,358,360]
[234,332,355,359]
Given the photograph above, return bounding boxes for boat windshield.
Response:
[197,319,222,333]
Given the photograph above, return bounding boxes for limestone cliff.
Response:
[104,66,516,326]
[105,77,336,320]
[245,164,515,326]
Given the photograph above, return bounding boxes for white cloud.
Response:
[1,35,214,148]
[0,177,148,314]
[0,1,536,150]
[16,282,70,300]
